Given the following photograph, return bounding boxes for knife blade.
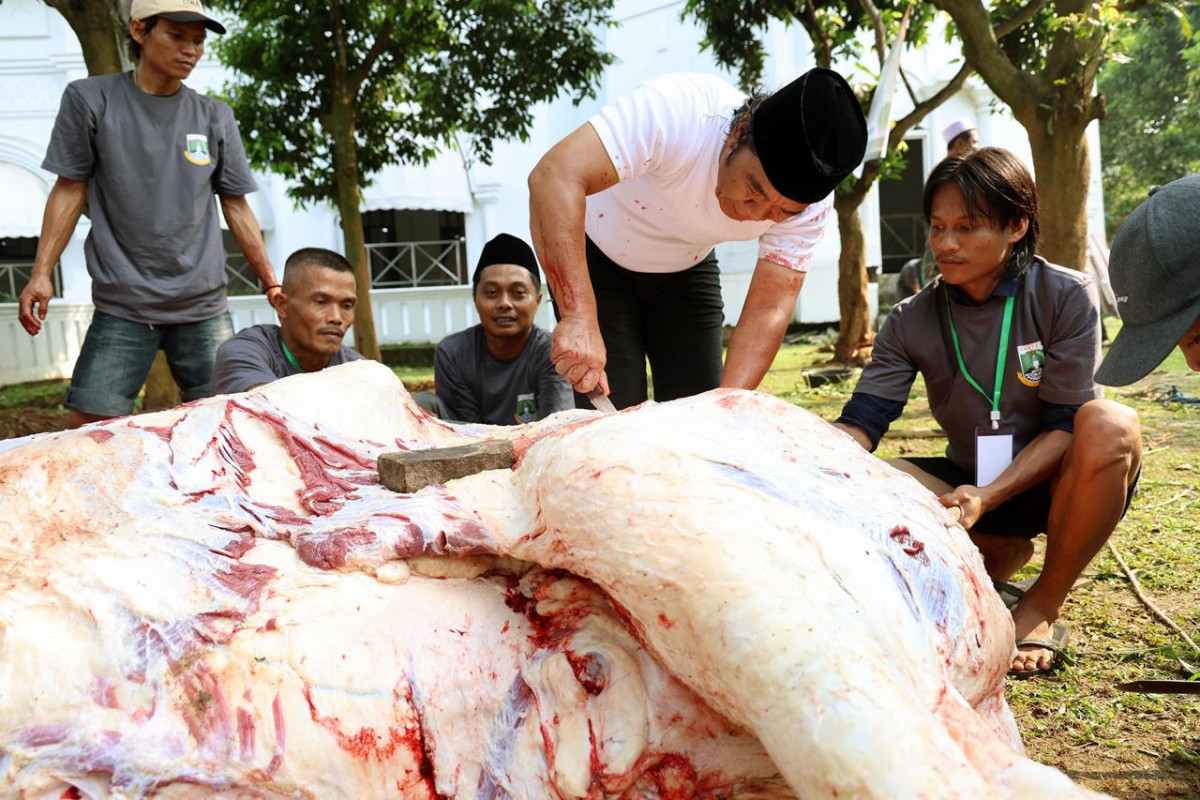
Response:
[1116,680,1200,694]
[585,387,617,413]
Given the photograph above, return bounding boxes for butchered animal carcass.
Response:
[0,360,1102,798]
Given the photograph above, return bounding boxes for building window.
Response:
[363,209,467,288]
[878,138,929,274]
[224,229,266,296]
[0,237,61,303]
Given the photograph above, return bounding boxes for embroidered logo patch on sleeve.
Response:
[184,133,211,166]
[1017,340,1044,386]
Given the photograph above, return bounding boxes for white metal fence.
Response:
[367,240,467,288]
[0,262,62,303]
[0,301,93,386]
[0,286,556,387]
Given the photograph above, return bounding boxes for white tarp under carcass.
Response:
[0,360,1103,798]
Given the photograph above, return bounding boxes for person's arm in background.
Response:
[25,81,98,336]
[213,100,279,303]
[18,177,87,336]
[220,195,280,303]
[721,258,806,390]
[433,341,481,423]
[527,123,619,395]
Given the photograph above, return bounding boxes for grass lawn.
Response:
[2,320,1198,796]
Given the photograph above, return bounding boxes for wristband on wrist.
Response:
[263,284,282,292]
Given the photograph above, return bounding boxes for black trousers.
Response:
[557,238,725,410]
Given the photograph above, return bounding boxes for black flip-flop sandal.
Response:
[993,576,1037,611]
[1008,621,1070,679]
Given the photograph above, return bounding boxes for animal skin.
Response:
[0,361,1103,798]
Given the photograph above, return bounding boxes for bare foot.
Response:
[1010,604,1066,674]
[1012,620,1055,672]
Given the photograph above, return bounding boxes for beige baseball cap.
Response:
[130,0,226,34]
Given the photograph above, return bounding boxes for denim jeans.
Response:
[66,310,234,417]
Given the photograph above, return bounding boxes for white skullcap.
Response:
[942,118,975,146]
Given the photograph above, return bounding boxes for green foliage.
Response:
[977,0,1130,106]
[212,0,613,205]
[683,0,863,90]
[0,379,67,410]
[986,0,1056,74]
[683,0,939,92]
[873,136,909,182]
[1098,4,1200,234]
[681,0,948,193]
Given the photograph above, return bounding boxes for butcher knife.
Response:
[1116,680,1200,694]
[586,387,617,413]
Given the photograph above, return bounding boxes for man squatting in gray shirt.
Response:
[416,234,574,425]
[834,148,1142,678]
[212,248,362,395]
[18,0,278,428]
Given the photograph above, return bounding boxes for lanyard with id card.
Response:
[945,292,1015,487]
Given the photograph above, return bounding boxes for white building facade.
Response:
[0,0,1106,386]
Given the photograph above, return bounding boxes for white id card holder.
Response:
[975,424,1014,487]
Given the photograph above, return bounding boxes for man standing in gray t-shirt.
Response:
[17,0,278,428]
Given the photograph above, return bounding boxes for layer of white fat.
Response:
[455,389,1095,799]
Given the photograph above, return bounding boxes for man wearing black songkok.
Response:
[417,234,574,425]
[528,69,867,408]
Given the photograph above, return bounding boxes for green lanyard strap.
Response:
[280,337,303,372]
[944,291,1014,430]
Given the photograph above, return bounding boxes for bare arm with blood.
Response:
[528,123,620,394]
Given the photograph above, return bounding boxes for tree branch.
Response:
[888,61,972,149]
[857,0,888,69]
[350,17,396,91]
[899,65,919,107]
[846,60,971,207]
[994,0,1049,39]
[797,3,834,67]
[930,0,1040,110]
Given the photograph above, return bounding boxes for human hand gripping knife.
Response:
[586,387,617,413]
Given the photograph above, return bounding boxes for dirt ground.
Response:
[0,408,65,440]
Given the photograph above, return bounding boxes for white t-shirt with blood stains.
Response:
[585,72,832,275]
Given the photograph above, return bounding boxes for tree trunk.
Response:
[44,0,130,75]
[328,95,381,361]
[1024,110,1091,270]
[831,194,872,365]
[142,352,182,410]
